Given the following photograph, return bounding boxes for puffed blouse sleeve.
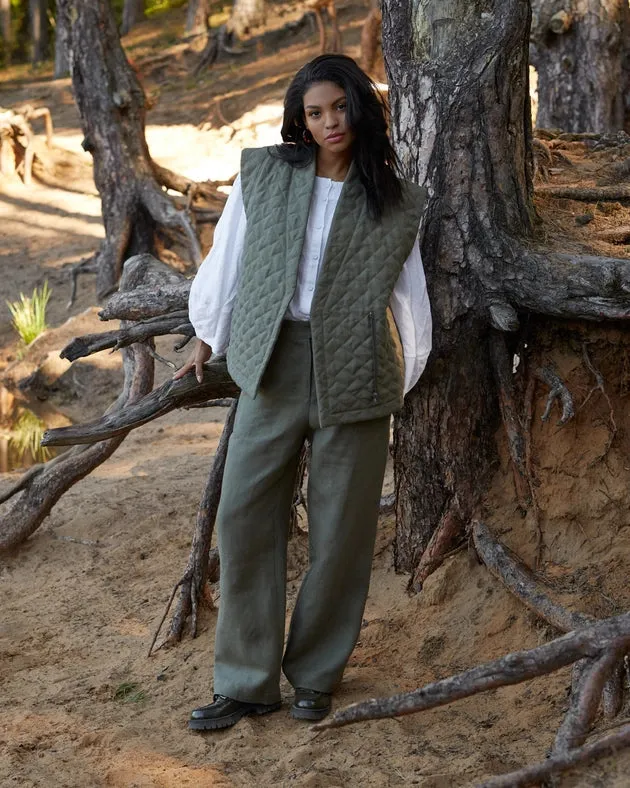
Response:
[188,174,246,355]
[389,236,433,395]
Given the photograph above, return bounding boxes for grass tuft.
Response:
[6,281,51,345]
[114,682,147,703]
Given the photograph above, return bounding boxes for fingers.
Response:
[194,357,204,384]
[172,360,194,380]
[172,340,212,382]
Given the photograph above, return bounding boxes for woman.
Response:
[176,54,432,731]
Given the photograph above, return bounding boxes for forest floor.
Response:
[2,4,630,787]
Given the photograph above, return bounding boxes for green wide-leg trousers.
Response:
[213,321,390,704]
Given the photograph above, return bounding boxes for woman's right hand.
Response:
[172,339,213,383]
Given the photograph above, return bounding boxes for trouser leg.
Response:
[282,414,391,693]
[213,325,310,704]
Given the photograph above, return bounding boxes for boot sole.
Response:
[188,701,281,731]
[290,704,330,721]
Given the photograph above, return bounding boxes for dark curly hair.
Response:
[271,54,404,221]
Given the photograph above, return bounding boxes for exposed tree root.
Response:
[0,258,159,553]
[581,343,617,461]
[535,363,575,424]
[0,105,40,185]
[42,360,239,447]
[289,441,310,537]
[313,612,630,730]
[60,312,193,361]
[594,226,630,244]
[313,523,630,786]
[408,504,463,593]
[554,648,622,753]
[535,183,630,201]
[489,333,530,509]
[149,400,238,655]
[475,725,630,788]
[471,520,593,632]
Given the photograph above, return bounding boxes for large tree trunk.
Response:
[121,0,146,36]
[57,0,203,298]
[0,0,11,64]
[228,0,265,38]
[384,0,534,572]
[530,0,630,133]
[29,0,48,64]
[186,0,210,35]
[384,0,630,581]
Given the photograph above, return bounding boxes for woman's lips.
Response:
[325,133,345,142]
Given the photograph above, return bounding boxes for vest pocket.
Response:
[368,312,380,404]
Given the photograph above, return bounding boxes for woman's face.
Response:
[303,81,355,154]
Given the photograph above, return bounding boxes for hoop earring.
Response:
[302,129,313,144]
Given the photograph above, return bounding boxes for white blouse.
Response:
[189,174,432,394]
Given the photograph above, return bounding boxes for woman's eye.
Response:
[308,111,320,118]
[337,103,346,110]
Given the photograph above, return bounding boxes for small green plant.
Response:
[6,281,51,345]
[114,682,147,703]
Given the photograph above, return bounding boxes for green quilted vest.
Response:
[226,146,426,427]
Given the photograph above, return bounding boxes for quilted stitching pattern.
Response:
[227,147,426,427]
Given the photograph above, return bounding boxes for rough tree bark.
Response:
[186,0,211,35]
[121,0,146,36]
[530,0,630,133]
[383,0,630,578]
[57,0,220,299]
[29,0,48,64]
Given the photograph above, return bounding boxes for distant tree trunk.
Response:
[53,8,69,79]
[360,0,382,75]
[228,0,265,38]
[0,0,11,64]
[530,0,630,133]
[186,0,210,35]
[121,0,145,36]
[29,0,48,63]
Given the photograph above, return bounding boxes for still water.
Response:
[0,385,68,472]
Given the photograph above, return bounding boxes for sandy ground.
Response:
[2,6,630,787]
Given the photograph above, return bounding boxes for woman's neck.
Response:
[315,148,353,182]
